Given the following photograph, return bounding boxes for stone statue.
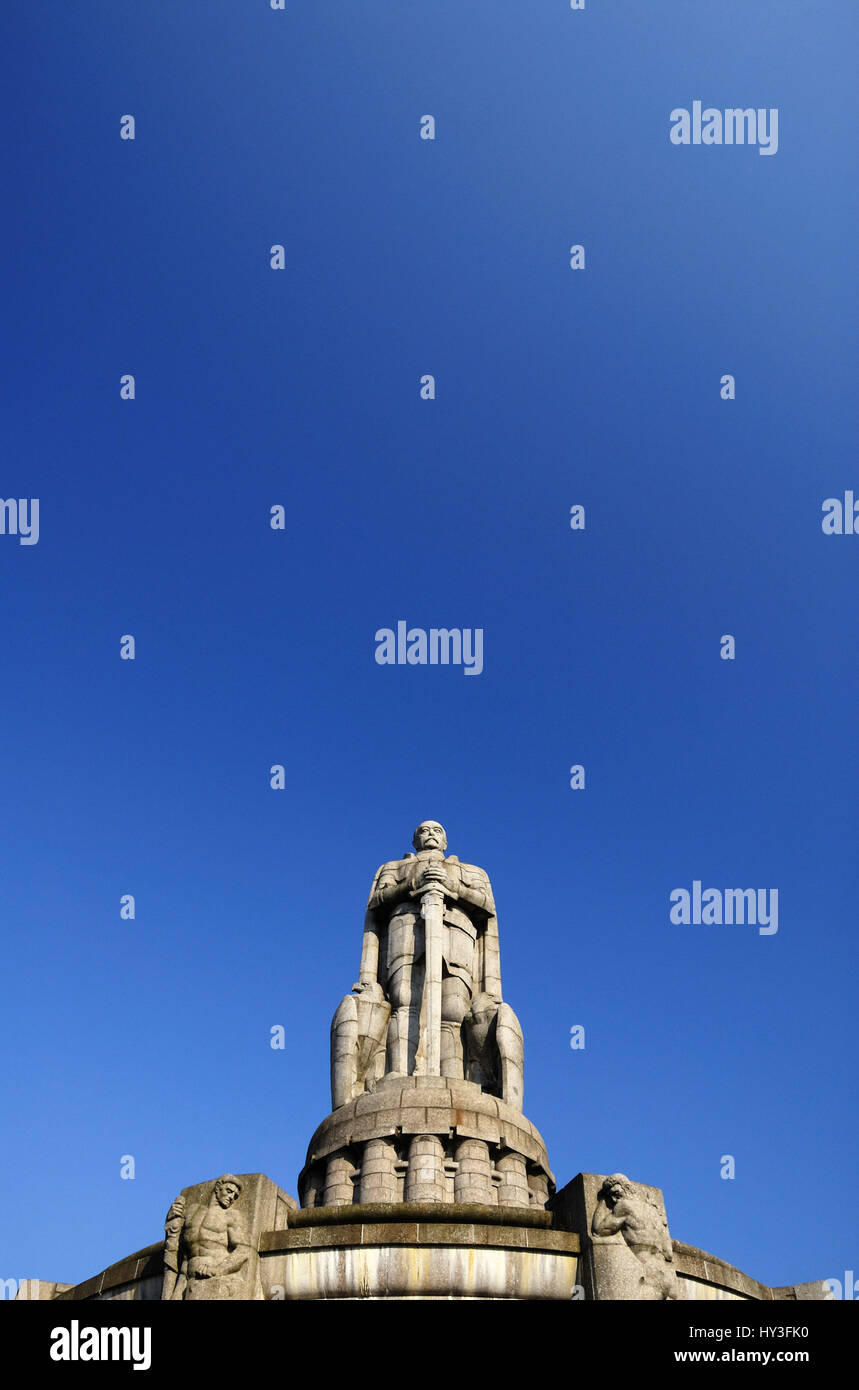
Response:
[161,1175,253,1301]
[591,1174,681,1300]
[331,821,524,1109]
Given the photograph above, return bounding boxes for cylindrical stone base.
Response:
[302,1166,326,1209]
[496,1152,530,1208]
[404,1135,445,1202]
[323,1151,355,1206]
[529,1171,550,1206]
[359,1138,398,1204]
[454,1139,495,1205]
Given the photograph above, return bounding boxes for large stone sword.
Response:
[420,884,444,1077]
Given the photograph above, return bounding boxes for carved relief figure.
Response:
[161,1175,252,1301]
[591,1173,681,1300]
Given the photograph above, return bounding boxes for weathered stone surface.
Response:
[496,1151,530,1208]
[672,1239,762,1299]
[786,1281,832,1300]
[93,1277,163,1303]
[282,1200,553,1230]
[671,1242,830,1303]
[68,1274,103,1301]
[403,1134,446,1203]
[49,1243,165,1303]
[17,1279,74,1300]
[261,1243,578,1300]
[258,1214,580,1300]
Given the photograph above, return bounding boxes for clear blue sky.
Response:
[2,1,856,1294]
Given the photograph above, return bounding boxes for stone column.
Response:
[454,1139,495,1205]
[359,1138,399,1204]
[529,1171,550,1207]
[403,1135,445,1203]
[301,1165,325,1209]
[495,1151,530,1208]
[323,1151,356,1207]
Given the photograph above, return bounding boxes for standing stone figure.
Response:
[331,821,524,1109]
[161,1197,185,1300]
[161,1175,252,1301]
[591,1174,681,1300]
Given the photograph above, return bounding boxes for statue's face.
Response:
[414,821,446,851]
[215,1181,240,1208]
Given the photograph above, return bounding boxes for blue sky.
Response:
[2,1,856,1293]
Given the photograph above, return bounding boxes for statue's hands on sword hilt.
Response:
[411,862,458,898]
[410,882,459,902]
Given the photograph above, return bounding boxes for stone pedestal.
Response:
[259,1203,579,1300]
[298,1075,554,1211]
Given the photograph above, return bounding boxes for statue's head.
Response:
[412,821,447,852]
[213,1175,242,1208]
[600,1174,634,1207]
